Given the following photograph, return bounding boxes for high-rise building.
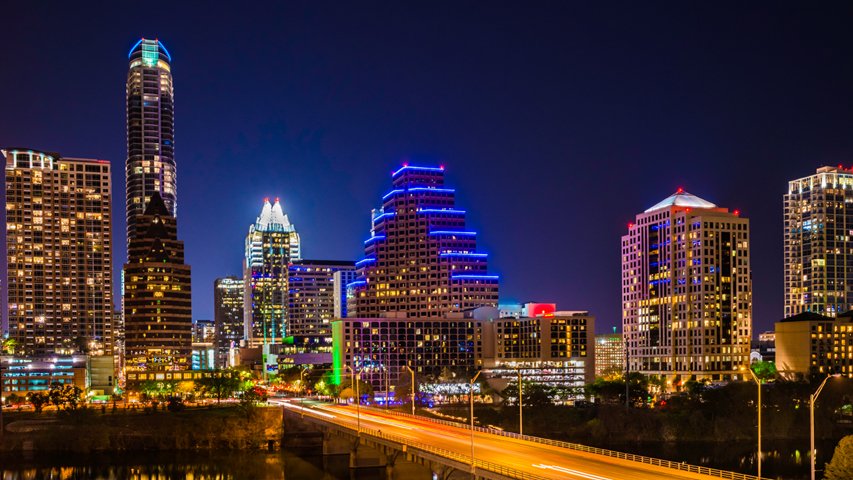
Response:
[288,260,355,335]
[214,276,243,367]
[784,166,853,318]
[347,166,499,318]
[244,199,299,347]
[594,332,623,378]
[126,38,176,243]
[621,190,752,381]
[4,149,114,356]
[193,319,215,343]
[124,192,192,371]
[333,269,358,318]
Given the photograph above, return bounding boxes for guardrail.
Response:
[355,404,766,480]
[282,405,549,480]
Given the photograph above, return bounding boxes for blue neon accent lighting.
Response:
[347,280,367,288]
[392,165,445,177]
[382,189,403,200]
[158,41,172,61]
[409,187,455,194]
[418,209,466,214]
[128,39,143,58]
[364,235,386,244]
[373,212,396,222]
[355,258,376,266]
[451,275,499,280]
[429,231,477,236]
[439,253,488,257]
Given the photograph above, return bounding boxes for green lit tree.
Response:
[751,361,777,382]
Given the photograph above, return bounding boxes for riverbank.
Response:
[0,405,282,453]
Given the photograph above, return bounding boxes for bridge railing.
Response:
[355,404,766,480]
[283,405,549,480]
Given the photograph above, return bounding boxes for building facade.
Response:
[784,166,853,318]
[289,260,356,335]
[4,149,114,357]
[126,38,176,243]
[594,333,623,378]
[214,276,243,367]
[1,355,88,400]
[244,199,300,347]
[775,311,853,379]
[333,269,359,318]
[348,166,499,318]
[622,190,752,382]
[193,319,215,343]
[123,193,192,371]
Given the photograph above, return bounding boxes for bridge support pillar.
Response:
[322,431,350,455]
[349,438,388,468]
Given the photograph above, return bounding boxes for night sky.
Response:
[3,3,853,337]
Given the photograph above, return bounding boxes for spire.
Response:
[143,192,171,217]
[254,198,293,232]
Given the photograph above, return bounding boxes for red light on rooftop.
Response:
[686,208,691,212]
[677,188,683,193]
[403,163,408,167]
[275,197,280,202]
[265,197,269,202]
[735,210,740,215]
[629,223,634,228]
[440,165,445,170]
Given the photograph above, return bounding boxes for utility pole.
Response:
[625,339,630,412]
[516,367,523,436]
[404,365,415,415]
[470,371,481,473]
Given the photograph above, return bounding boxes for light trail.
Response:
[273,401,337,418]
[316,405,416,430]
[534,464,615,480]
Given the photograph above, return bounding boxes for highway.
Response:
[273,399,756,480]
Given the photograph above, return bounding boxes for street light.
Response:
[469,370,481,473]
[742,365,762,478]
[403,365,415,415]
[346,365,361,435]
[515,367,523,436]
[299,368,308,418]
[811,373,841,480]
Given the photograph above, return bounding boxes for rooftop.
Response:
[645,190,717,213]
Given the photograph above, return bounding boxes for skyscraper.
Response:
[126,38,176,243]
[288,260,355,335]
[784,166,853,317]
[244,199,300,347]
[4,148,114,356]
[124,193,192,371]
[214,276,243,366]
[621,190,752,382]
[348,166,499,318]
[594,332,623,378]
[333,269,358,318]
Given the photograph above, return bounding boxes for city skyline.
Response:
[3,4,853,338]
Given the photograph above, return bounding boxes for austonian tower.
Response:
[126,39,176,243]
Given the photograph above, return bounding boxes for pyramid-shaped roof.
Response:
[143,192,172,217]
[254,198,293,232]
[645,190,717,213]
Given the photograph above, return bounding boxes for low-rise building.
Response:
[1,355,89,401]
[192,342,215,370]
[775,311,853,379]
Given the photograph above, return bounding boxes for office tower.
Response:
[124,192,192,371]
[288,260,355,335]
[243,199,299,347]
[784,166,853,317]
[333,269,358,319]
[594,332,623,378]
[347,166,499,318]
[193,319,215,343]
[126,38,176,243]
[621,190,752,381]
[4,149,114,356]
[775,311,853,378]
[214,276,243,367]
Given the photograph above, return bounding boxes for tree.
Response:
[49,382,82,410]
[195,369,242,403]
[751,361,777,382]
[825,435,853,480]
[1,338,17,355]
[30,392,49,413]
[239,386,269,406]
[6,393,20,406]
[337,378,374,403]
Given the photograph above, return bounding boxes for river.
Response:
[0,438,844,479]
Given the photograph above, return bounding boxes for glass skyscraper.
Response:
[126,39,176,243]
[243,199,300,347]
[347,166,499,318]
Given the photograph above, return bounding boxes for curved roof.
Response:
[645,191,716,213]
[128,38,171,63]
[253,199,294,232]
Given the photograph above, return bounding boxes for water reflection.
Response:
[0,450,398,480]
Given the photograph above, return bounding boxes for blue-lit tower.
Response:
[126,38,175,244]
[347,166,499,318]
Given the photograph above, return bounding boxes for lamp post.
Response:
[743,366,762,478]
[299,368,308,418]
[515,367,523,436]
[404,366,415,415]
[811,373,841,480]
[346,365,361,435]
[470,370,481,473]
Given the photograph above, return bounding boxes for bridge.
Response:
[275,399,767,480]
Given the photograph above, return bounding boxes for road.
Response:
[272,398,754,480]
